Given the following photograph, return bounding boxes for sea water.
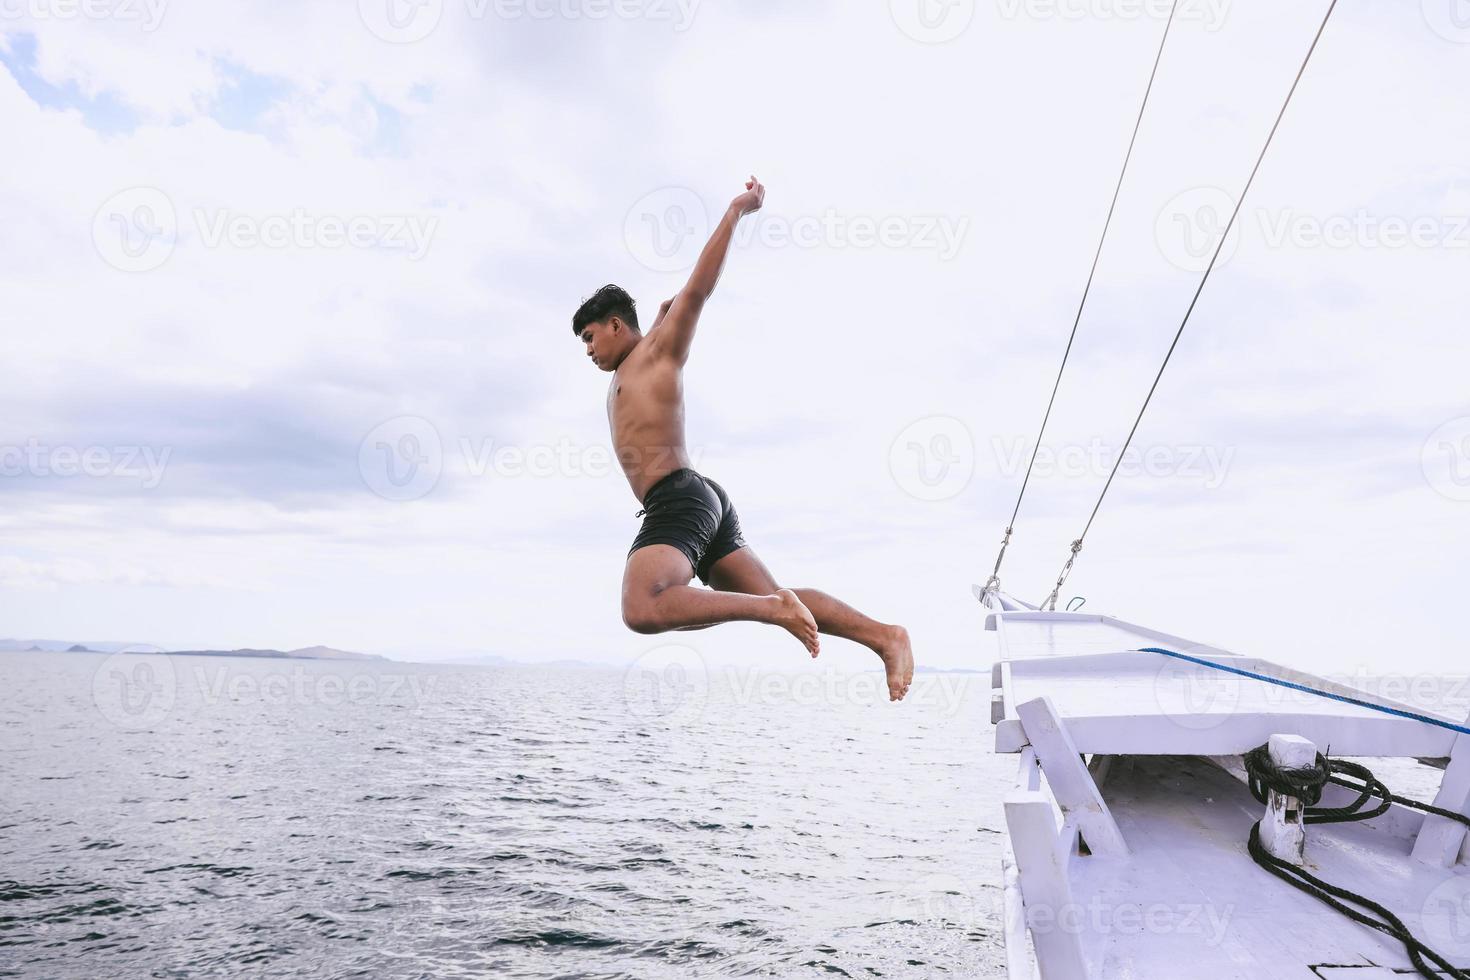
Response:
[0,651,1012,978]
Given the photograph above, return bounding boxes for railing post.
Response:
[1005,791,1089,980]
[1413,724,1470,867]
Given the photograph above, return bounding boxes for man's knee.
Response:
[621,598,664,635]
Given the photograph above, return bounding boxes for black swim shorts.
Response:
[628,468,747,585]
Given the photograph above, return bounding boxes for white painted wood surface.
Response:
[989,619,1463,758]
[1413,729,1470,867]
[1016,697,1128,858]
[987,590,1470,979]
[1005,791,1089,980]
[1001,841,1041,980]
[1068,756,1470,977]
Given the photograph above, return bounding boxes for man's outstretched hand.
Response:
[731,175,765,216]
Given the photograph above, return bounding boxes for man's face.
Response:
[579,319,618,372]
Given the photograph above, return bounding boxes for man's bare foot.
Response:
[876,625,915,702]
[771,589,820,657]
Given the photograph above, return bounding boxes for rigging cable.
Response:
[1042,0,1340,611]
[979,0,1180,602]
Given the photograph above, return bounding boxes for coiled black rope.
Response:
[1242,745,1470,978]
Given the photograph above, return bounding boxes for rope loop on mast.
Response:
[1043,539,1084,611]
[978,525,1013,601]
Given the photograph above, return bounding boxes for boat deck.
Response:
[990,612,1465,759]
[1069,754,1470,978]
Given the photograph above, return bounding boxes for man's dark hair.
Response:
[572,284,639,337]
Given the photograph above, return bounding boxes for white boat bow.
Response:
[983,589,1470,980]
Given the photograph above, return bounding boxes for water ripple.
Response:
[0,653,1011,978]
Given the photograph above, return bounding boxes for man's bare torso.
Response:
[607,338,691,502]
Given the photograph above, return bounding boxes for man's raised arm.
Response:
[649,176,764,365]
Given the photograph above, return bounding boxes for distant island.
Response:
[162,645,388,662]
[2,640,985,672]
[0,639,388,662]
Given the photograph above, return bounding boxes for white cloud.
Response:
[2,2,1468,679]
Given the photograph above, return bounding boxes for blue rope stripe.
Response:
[1138,647,1470,739]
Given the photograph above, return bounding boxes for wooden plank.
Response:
[1002,644,1464,745]
[1001,841,1040,980]
[1413,731,1470,867]
[1000,660,1017,714]
[1095,614,1238,659]
[1005,791,1089,980]
[1016,696,1128,857]
[1017,746,1041,792]
[1242,658,1469,729]
[1007,652,1468,738]
[994,610,1238,662]
[1021,711,1455,759]
[997,718,1028,753]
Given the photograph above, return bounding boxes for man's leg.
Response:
[621,544,819,655]
[705,547,914,701]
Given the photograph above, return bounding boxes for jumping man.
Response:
[573,176,915,701]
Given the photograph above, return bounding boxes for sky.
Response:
[1,0,1467,681]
